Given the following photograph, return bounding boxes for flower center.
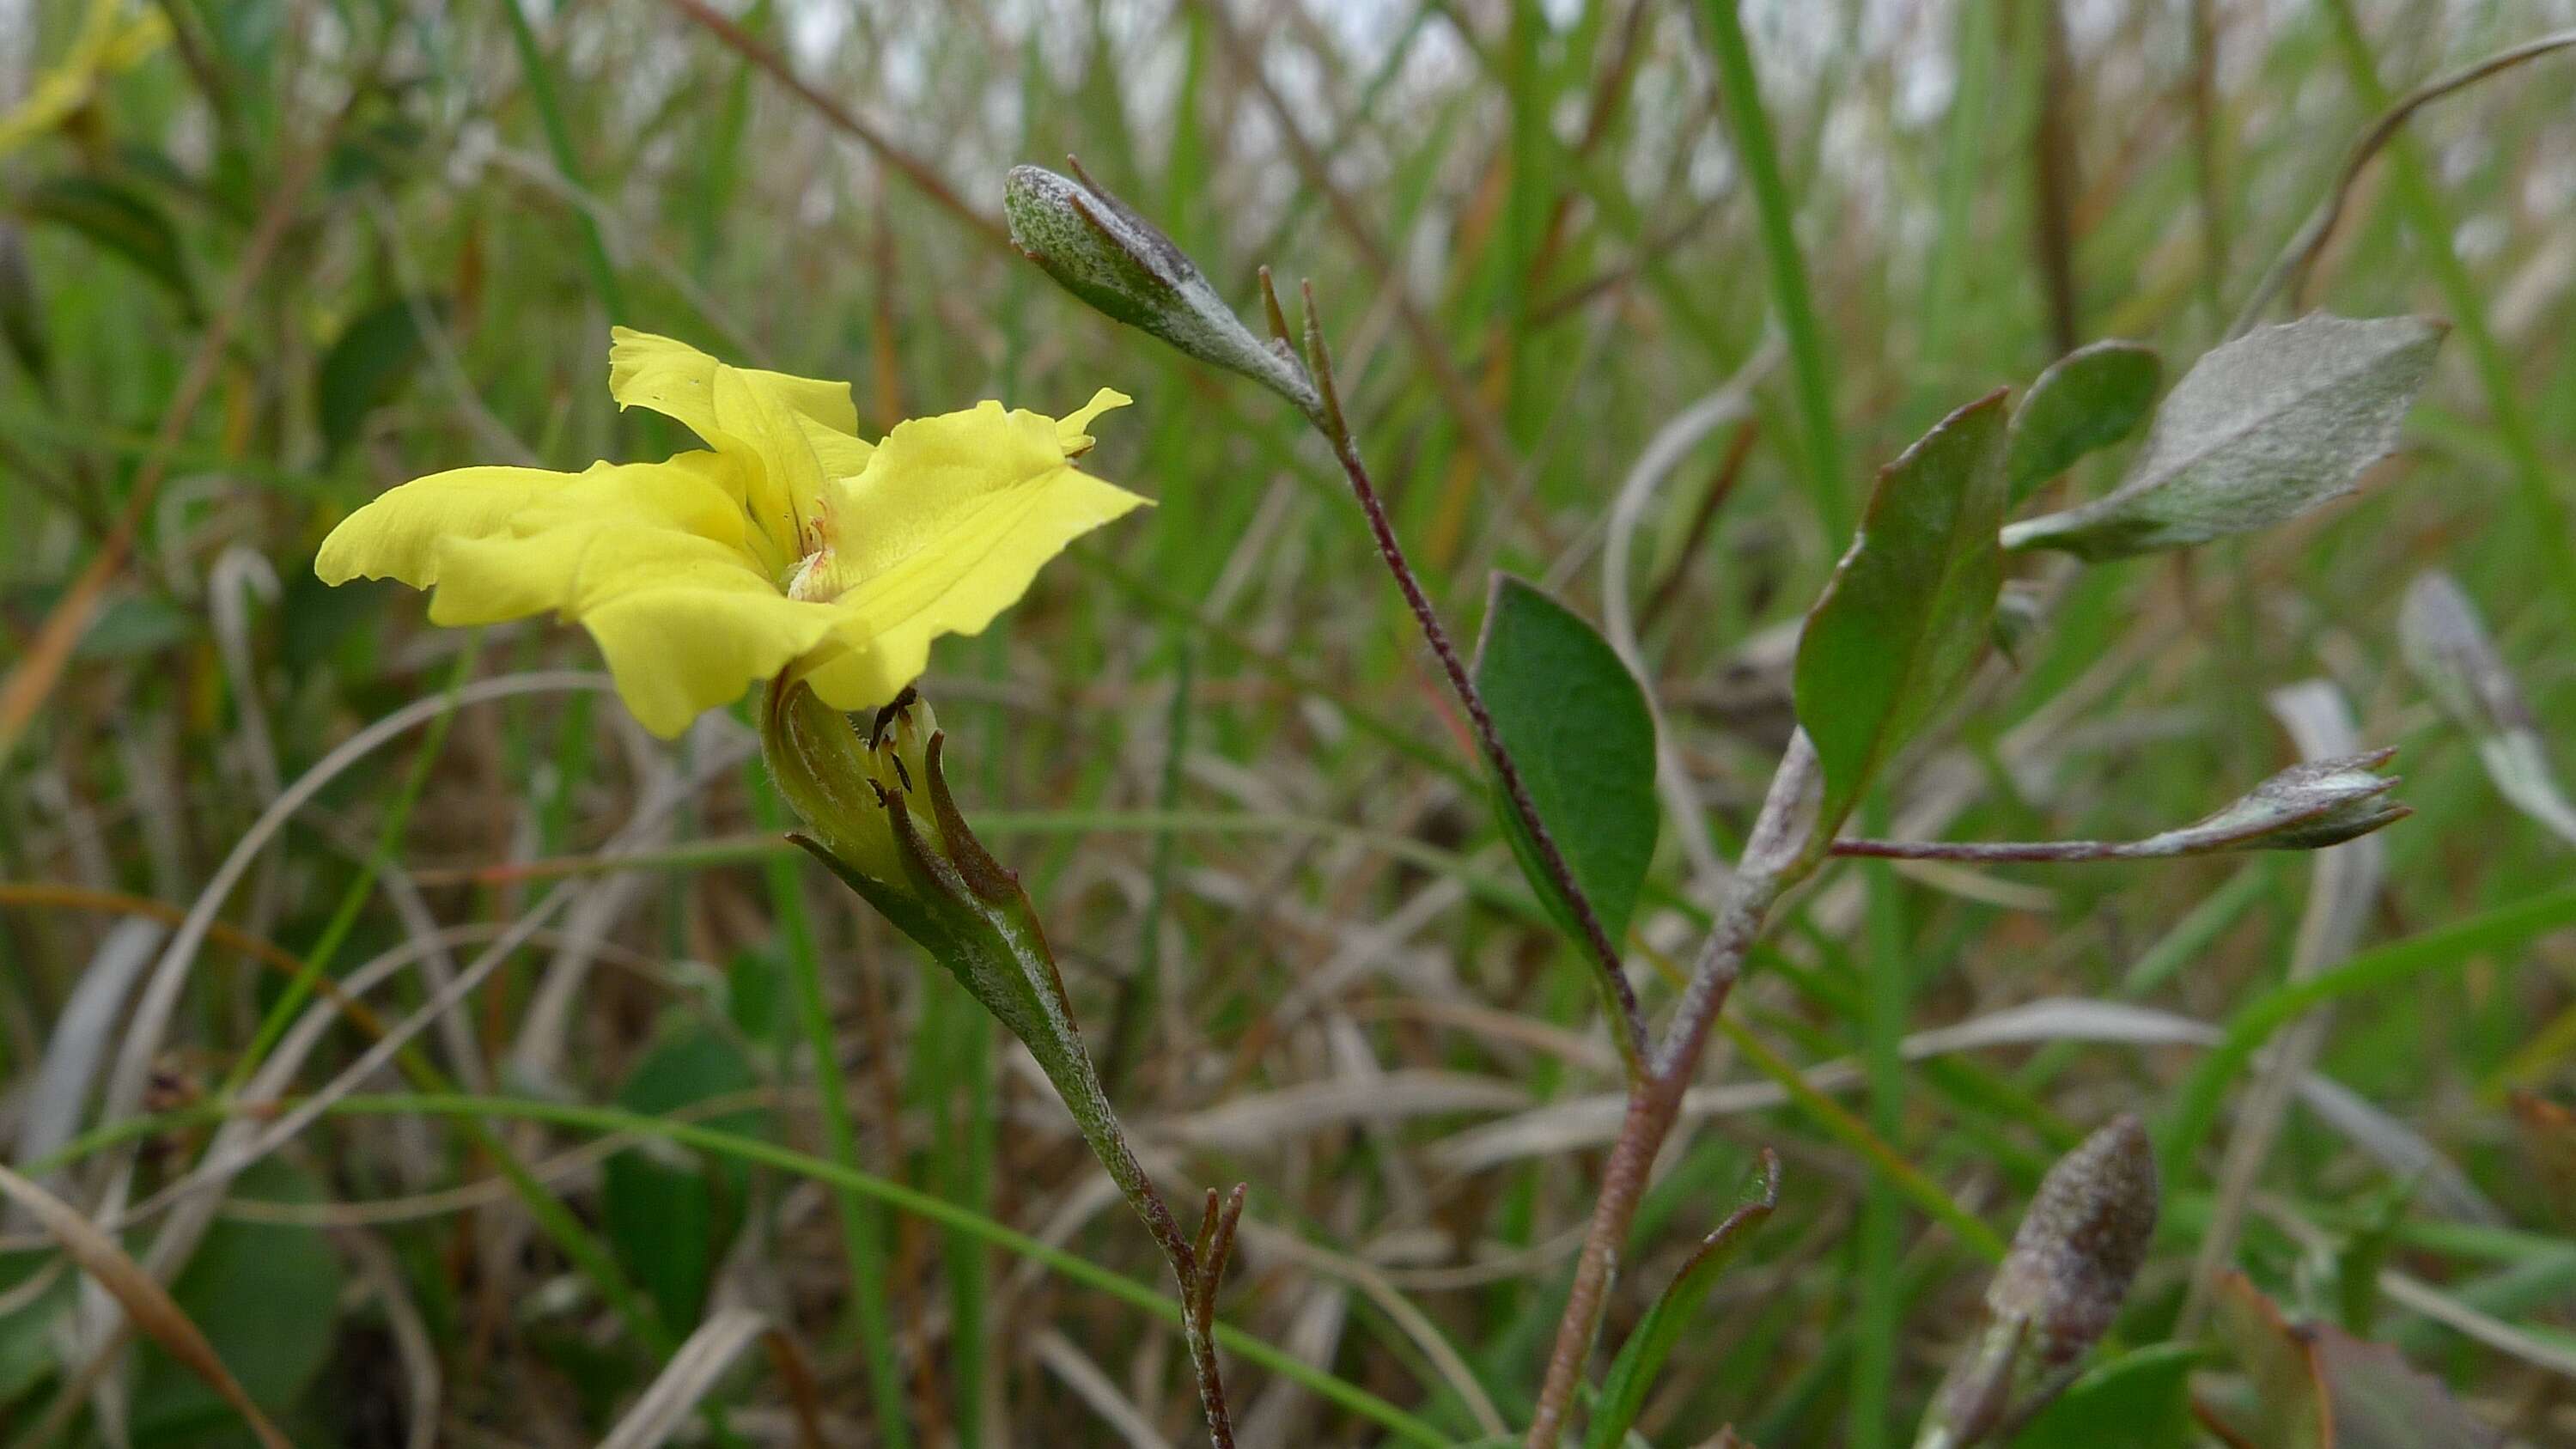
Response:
[784,547,839,602]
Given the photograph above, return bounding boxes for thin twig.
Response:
[2228,26,2576,338]
[1518,738,1815,1449]
[1288,277,1650,1077]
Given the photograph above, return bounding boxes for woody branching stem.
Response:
[1271,276,1821,1447]
[1519,736,1818,1449]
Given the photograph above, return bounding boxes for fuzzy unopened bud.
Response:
[1005,161,1316,411]
[2191,751,2407,852]
[1992,1114,2158,1365]
[1918,1116,2158,1447]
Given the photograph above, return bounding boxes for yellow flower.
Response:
[317,328,1146,736]
[0,0,168,156]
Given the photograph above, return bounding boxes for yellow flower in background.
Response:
[0,0,169,156]
[317,328,1145,736]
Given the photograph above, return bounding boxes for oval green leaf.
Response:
[1794,389,2011,840]
[2005,339,2159,505]
[1471,574,1659,947]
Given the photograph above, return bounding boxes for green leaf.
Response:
[1793,389,2010,839]
[2003,314,2443,560]
[318,297,431,460]
[1471,574,1659,947]
[130,1161,344,1446]
[2005,339,2159,504]
[2007,1342,2201,1448]
[603,1026,764,1332]
[1585,1153,1777,1449]
[19,174,199,320]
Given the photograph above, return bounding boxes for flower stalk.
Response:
[764,679,1245,1447]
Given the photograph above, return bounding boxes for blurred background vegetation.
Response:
[2,0,2574,1444]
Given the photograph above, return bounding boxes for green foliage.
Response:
[603,1026,764,1332]
[1793,390,2010,840]
[130,1162,343,1446]
[2004,314,2445,560]
[2004,340,2159,504]
[1585,1154,1777,1449]
[3,0,2569,1443]
[1471,574,1659,947]
[2007,1343,2201,1448]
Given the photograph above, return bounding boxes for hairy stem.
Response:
[1520,740,1814,1449]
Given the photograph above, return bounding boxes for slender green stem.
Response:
[1696,0,1848,542]
[752,776,911,1448]
[2161,882,2576,1166]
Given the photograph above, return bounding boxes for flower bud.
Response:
[2186,750,2406,853]
[759,680,942,893]
[762,678,1160,1245]
[1005,162,1317,412]
[1918,1116,2158,1447]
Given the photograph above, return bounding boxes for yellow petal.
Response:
[569,538,840,738]
[606,328,873,555]
[315,455,751,593]
[439,517,833,737]
[799,411,875,480]
[797,399,1149,710]
[1056,387,1131,457]
[314,465,584,589]
[419,457,767,624]
[606,327,860,435]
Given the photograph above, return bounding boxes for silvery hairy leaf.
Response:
[2002,314,2444,561]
